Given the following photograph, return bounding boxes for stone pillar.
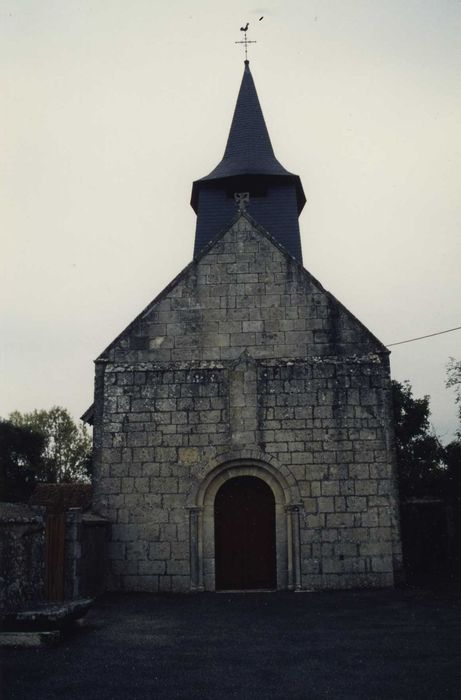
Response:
[188,507,204,592]
[286,505,302,591]
[65,508,83,600]
[0,504,45,613]
[229,353,257,445]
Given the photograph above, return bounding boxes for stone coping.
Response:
[0,502,44,523]
[0,631,60,647]
[3,598,94,631]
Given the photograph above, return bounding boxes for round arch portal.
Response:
[188,460,302,592]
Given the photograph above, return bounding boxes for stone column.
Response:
[188,507,204,592]
[286,505,302,591]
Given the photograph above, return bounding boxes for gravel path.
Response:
[3,588,461,699]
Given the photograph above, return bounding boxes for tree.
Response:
[444,358,461,494]
[393,377,461,580]
[443,440,461,492]
[8,407,92,484]
[391,380,444,498]
[446,357,461,438]
[0,420,46,501]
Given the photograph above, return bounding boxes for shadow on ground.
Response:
[2,587,461,699]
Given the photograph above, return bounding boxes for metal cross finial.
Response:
[234,192,250,212]
[235,23,257,61]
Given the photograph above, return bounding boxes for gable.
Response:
[99,214,387,364]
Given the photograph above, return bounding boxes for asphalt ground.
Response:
[2,587,461,700]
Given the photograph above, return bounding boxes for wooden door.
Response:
[214,476,276,590]
[44,514,66,601]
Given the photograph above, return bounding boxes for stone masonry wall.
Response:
[0,503,45,613]
[92,215,402,592]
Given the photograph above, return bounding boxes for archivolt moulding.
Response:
[187,457,302,592]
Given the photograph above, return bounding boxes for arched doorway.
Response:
[214,476,276,590]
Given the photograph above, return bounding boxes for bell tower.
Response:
[191,61,306,262]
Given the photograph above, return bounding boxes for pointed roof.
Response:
[191,61,306,213]
[205,60,291,179]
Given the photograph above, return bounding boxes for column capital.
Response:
[285,503,303,513]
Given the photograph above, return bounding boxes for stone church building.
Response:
[84,61,402,592]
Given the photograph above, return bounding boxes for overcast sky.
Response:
[1,0,460,441]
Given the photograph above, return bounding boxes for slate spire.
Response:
[191,61,306,262]
[205,60,290,180]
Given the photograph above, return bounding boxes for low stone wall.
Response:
[0,503,45,613]
[400,498,461,580]
[0,502,109,613]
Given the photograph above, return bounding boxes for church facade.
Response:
[86,61,402,592]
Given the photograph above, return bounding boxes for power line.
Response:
[387,325,461,347]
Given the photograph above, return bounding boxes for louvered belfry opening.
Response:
[214,476,277,590]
